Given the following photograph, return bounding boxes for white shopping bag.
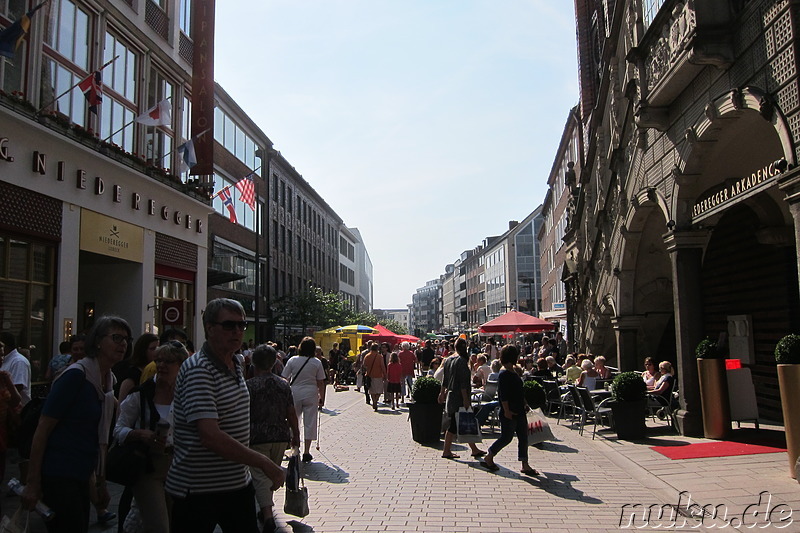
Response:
[526,408,555,445]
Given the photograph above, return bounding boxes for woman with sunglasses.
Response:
[113,341,189,533]
[23,316,131,532]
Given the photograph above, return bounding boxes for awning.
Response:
[207,268,247,287]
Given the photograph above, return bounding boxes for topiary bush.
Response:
[411,376,441,404]
[775,334,800,365]
[523,379,547,410]
[611,371,647,402]
[695,338,721,359]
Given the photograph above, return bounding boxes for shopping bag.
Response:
[284,447,309,517]
[0,509,29,533]
[527,408,555,445]
[455,407,482,443]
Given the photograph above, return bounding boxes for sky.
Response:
[214,1,579,310]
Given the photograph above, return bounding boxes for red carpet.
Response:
[651,441,786,460]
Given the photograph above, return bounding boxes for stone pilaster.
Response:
[612,315,644,372]
[664,229,710,437]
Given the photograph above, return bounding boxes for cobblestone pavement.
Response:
[6,386,800,532]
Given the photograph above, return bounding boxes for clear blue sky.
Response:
[215,1,579,309]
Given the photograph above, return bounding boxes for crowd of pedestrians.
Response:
[0,296,680,533]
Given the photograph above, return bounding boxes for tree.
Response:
[379,318,408,335]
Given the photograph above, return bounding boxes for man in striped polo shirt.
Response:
[167,298,286,532]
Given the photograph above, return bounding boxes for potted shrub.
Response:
[407,376,444,444]
[775,334,800,478]
[696,338,731,439]
[523,380,547,410]
[609,371,647,440]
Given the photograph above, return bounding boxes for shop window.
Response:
[0,235,55,382]
[154,277,194,342]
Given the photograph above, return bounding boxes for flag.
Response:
[176,138,197,172]
[218,187,237,223]
[78,71,102,114]
[135,99,172,127]
[0,2,47,59]
[234,176,256,210]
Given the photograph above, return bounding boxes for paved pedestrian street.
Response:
[277,389,664,533]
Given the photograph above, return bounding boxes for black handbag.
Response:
[284,453,309,517]
[106,441,149,486]
[105,382,157,486]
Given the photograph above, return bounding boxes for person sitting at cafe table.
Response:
[593,356,611,379]
[641,357,661,387]
[545,356,563,377]
[563,356,582,383]
[648,361,676,398]
[531,358,551,378]
[576,359,599,390]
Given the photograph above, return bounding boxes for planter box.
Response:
[610,399,647,440]
[408,402,444,444]
[697,358,731,439]
[777,364,800,478]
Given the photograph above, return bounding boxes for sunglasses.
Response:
[105,334,133,345]
[211,320,248,331]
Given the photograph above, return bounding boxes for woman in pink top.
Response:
[386,352,403,410]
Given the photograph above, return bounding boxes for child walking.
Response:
[386,352,403,410]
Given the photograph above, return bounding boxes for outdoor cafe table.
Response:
[590,389,612,401]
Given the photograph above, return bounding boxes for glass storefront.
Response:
[0,234,55,381]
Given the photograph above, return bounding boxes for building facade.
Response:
[567,0,800,433]
[540,107,583,339]
[0,0,212,377]
[410,278,443,337]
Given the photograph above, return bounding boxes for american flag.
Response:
[234,176,256,211]
[218,187,238,224]
[78,71,103,114]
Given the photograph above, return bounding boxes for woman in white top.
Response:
[113,341,188,533]
[282,337,326,463]
[641,357,661,387]
[576,359,599,391]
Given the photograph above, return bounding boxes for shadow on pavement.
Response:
[285,519,314,532]
[534,441,579,454]
[522,471,604,504]
[301,461,349,484]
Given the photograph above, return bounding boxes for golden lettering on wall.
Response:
[692,160,783,219]
[80,209,144,263]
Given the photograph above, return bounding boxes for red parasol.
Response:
[479,310,556,334]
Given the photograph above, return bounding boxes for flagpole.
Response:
[36,54,119,114]
[165,126,212,160]
[102,118,135,143]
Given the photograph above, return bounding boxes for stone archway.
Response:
[615,190,674,371]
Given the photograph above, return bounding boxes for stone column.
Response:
[778,168,800,292]
[612,315,643,372]
[664,230,710,437]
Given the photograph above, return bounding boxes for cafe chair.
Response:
[576,386,613,439]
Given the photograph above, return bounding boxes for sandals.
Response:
[520,468,540,476]
[479,461,499,472]
[441,453,460,459]
[471,450,487,458]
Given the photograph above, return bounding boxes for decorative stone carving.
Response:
[645,1,697,93]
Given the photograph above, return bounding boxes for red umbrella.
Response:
[479,310,556,334]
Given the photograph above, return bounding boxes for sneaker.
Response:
[302,453,313,463]
[97,511,116,524]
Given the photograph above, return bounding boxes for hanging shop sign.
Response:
[80,209,144,262]
[161,299,185,326]
[692,159,784,221]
